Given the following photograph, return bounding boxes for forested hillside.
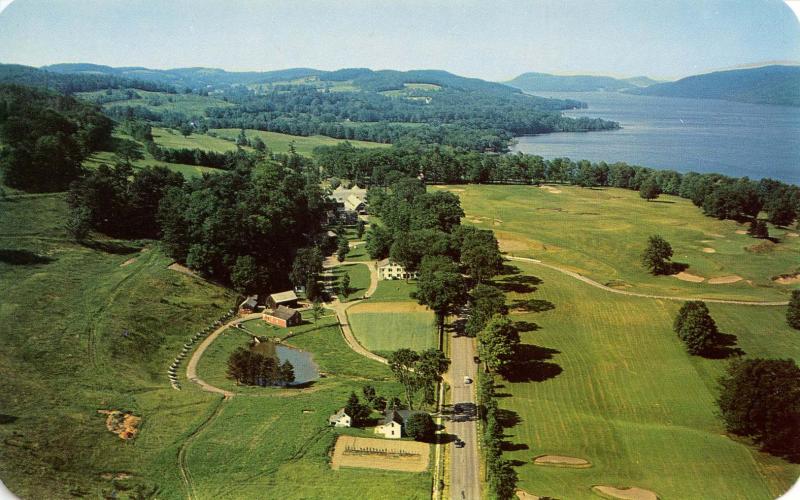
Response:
[507,72,659,92]
[22,63,620,151]
[630,65,800,106]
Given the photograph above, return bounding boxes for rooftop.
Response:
[268,290,298,303]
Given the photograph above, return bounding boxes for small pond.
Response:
[251,340,320,386]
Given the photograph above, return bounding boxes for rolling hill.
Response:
[629,65,800,106]
[506,71,660,92]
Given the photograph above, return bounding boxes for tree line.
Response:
[314,143,799,227]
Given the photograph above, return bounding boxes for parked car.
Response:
[473,355,480,364]
[464,376,472,384]
[454,439,465,448]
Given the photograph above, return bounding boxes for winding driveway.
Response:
[322,258,388,365]
[506,255,790,306]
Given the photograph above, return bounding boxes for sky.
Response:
[0,0,798,81]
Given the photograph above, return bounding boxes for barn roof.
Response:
[268,306,299,321]
[268,290,298,304]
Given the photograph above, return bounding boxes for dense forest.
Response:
[0,84,113,191]
[0,64,177,94]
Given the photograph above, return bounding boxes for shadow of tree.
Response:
[702,331,745,359]
[494,274,543,294]
[0,249,54,265]
[496,408,521,428]
[665,261,690,275]
[83,240,141,255]
[512,320,539,332]
[500,344,563,383]
[510,298,555,313]
[0,414,17,424]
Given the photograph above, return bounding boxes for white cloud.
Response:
[0,0,15,15]
[786,1,800,22]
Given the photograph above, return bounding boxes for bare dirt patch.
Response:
[516,490,540,500]
[533,454,591,468]
[98,410,140,440]
[592,485,658,500]
[168,262,201,279]
[539,185,562,194]
[735,230,748,235]
[349,301,429,313]
[773,272,800,285]
[330,435,429,472]
[708,275,743,284]
[701,247,716,253]
[120,257,137,267]
[674,272,705,283]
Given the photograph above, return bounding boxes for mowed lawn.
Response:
[210,128,389,157]
[332,263,371,301]
[442,184,800,301]
[496,260,800,499]
[348,302,437,355]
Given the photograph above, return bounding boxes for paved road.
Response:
[447,333,481,500]
[506,255,789,306]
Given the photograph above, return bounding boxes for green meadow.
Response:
[443,184,800,301]
[77,89,235,116]
[151,127,243,152]
[332,263,372,302]
[491,259,800,499]
[348,302,437,356]
[210,128,389,157]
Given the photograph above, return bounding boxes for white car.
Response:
[464,376,472,384]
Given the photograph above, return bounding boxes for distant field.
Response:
[151,127,243,152]
[441,184,800,301]
[210,128,389,157]
[76,89,234,116]
[83,149,219,178]
[496,260,800,499]
[348,302,437,355]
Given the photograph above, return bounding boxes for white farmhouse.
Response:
[374,409,403,439]
[328,408,352,428]
[377,259,418,281]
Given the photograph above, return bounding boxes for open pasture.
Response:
[210,128,389,157]
[494,259,800,499]
[347,301,437,355]
[443,184,800,301]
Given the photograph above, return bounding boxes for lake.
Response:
[512,91,800,184]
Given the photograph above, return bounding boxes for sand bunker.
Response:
[735,230,748,235]
[98,410,140,440]
[701,247,716,253]
[120,258,137,267]
[786,232,799,238]
[331,436,429,472]
[539,185,562,194]
[168,262,201,279]
[592,485,658,500]
[674,272,705,283]
[533,455,591,468]
[708,275,743,284]
[773,273,800,285]
[516,490,540,500]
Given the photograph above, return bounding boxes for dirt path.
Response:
[178,396,226,500]
[185,312,262,397]
[506,255,789,306]
[323,259,387,365]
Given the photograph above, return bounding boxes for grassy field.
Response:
[151,127,243,152]
[332,263,372,302]
[0,191,238,498]
[441,184,800,301]
[492,259,800,499]
[210,128,389,157]
[348,302,437,355]
[77,89,235,116]
[345,243,370,261]
[369,279,418,302]
[83,149,219,178]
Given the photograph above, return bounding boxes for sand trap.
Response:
[735,230,748,235]
[708,275,743,284]
[534,455,591,468]
[786,232,799,238]
[539,185,562,194]
[120,257,137,267]
[774,273,800,285]
[516,490,540,500]
[701,247,716,253]
[168,262,201,279]
[592,485,658,500]
[467,218,484,224]
[674,272,705,283]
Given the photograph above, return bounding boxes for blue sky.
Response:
[0,0,798,81]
